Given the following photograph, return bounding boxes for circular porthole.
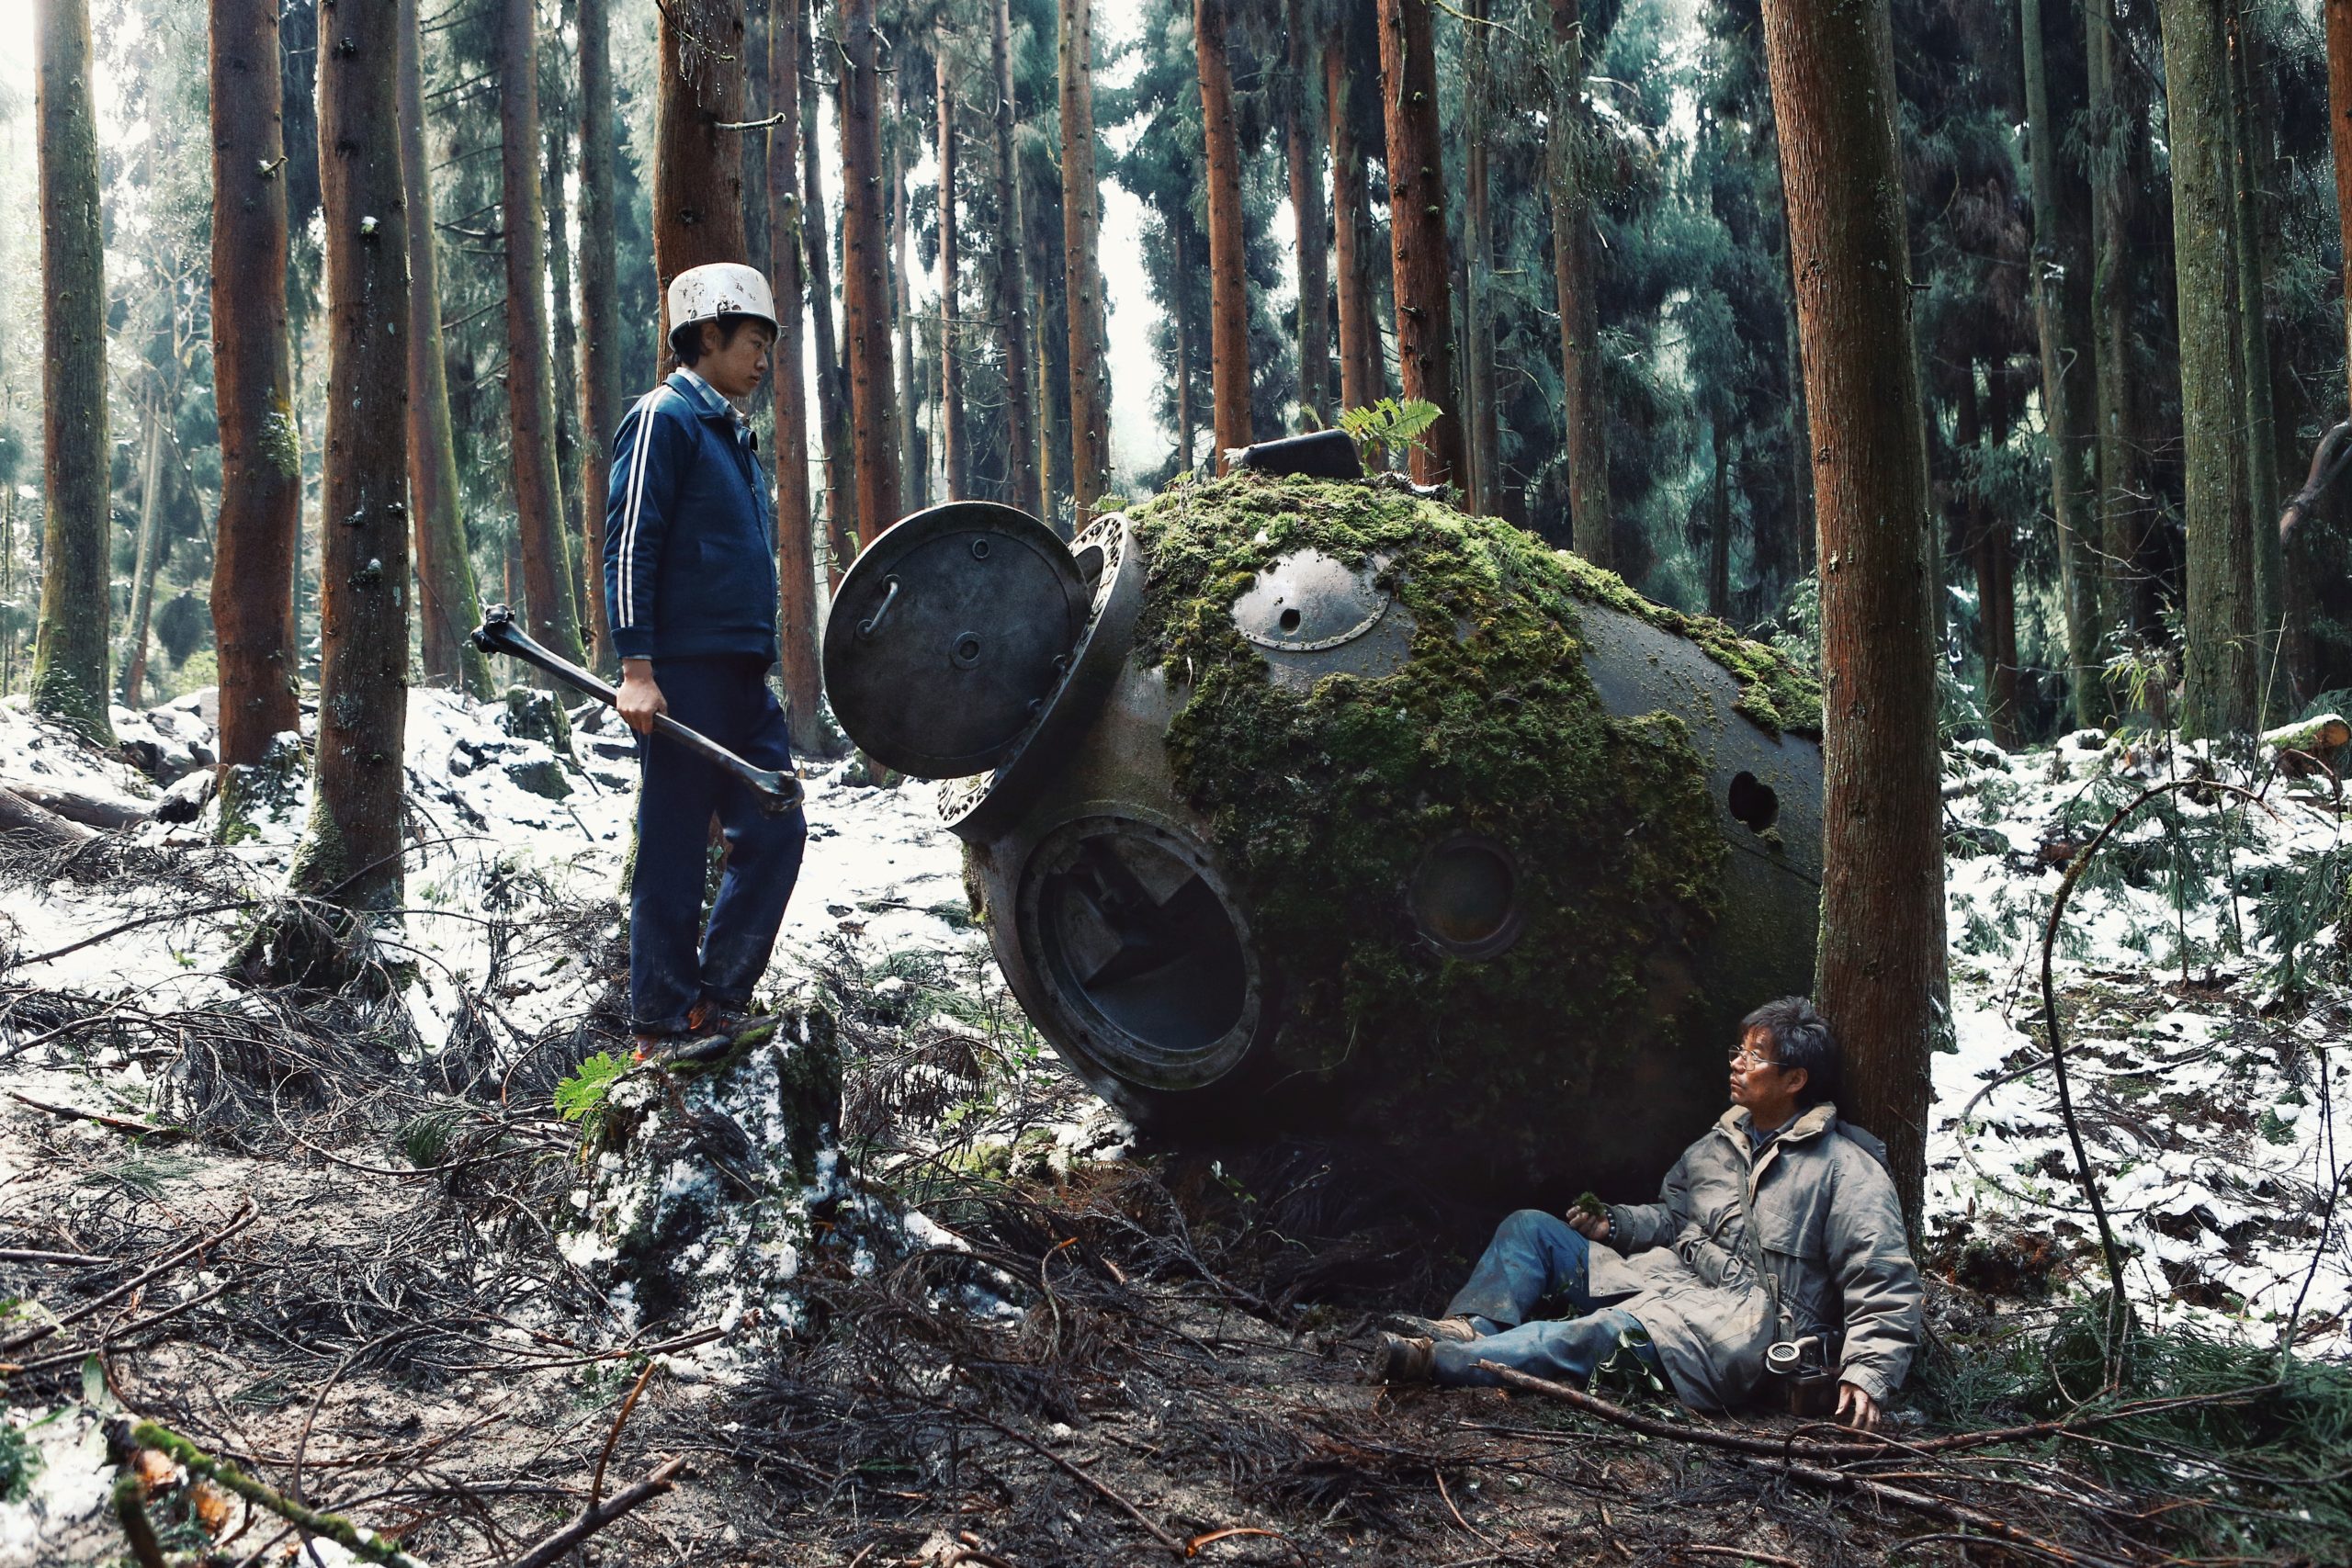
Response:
[1728,771,1779,833]
[1409,835,1524,961]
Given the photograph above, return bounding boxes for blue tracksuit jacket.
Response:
[603,367,779,663]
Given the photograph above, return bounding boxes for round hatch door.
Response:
[823,502,1089,778]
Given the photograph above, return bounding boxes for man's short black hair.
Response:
[1741,996,1839,1109]
[671,312,766,367]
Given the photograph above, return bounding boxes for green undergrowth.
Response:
[1122,473,1820,1171]
[1915,1301,2352,1557]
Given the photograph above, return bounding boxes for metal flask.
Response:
[822,440,1824,1198]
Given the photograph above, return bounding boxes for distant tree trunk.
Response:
[1961,370,2021,749]
[1034,249,1059,525]
[937,27,967,499]
[893,127,926,513]
[652,0,750,357]
[1463,0,1498,513]
[2228,6,2283,722]
[989,0,1040,514]
[503,0,585,665]
[546,88,588,626]
[2332,0,2352,420]
[2087,0,2153,641]
[1377,0,1465,489]
[2160,0,2256,739]
[296,0,412,911]
[400,0,491,694]
[839,0,902,546]
[120,394,165,709]
[209,0,302,774]
[1060,0,1112,517]
[770,0,824,753]
[1195,0,1250,469]
[801,12,854,572]
[576,0,620,672]
[1284,0,1331,429]
[1326,34,1381,412]
[1174,217,1197,470]
[1547,0,1610,566]
[1758,0,1945,1224]
[33,0,113,743]
[1708,417,1731,619]
[2021,0,2101,729]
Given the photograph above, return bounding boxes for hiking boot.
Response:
[1381,1314,1481,1344]
[630,1030,687,1061]
[687,999,751,1038]
[1370,1333,1435,1385]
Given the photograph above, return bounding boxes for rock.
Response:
[218,731,306,837]
[155,768,218,825]
[503,758,573,800]
[500,685,574,754]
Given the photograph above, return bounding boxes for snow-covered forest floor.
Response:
[3,687,2349,1565]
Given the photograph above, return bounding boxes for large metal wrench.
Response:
[470,604,806,815]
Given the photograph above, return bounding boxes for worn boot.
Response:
[1370,1333,1435,1385]
[1380,1314,1481,1344]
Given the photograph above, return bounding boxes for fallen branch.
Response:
[501,1456,685,1568]
[130,1421,426,1568]
[956,1403,1187,1555]
[6,1089,185,1140]
[3,1279,232,1376]
[112,1472,167,1568]
[0,1198,255,1354]
[0,785,96,850]
[3,782,153,831]
[0,1247,114,1267]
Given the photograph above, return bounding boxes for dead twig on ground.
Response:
[0,1197,255,1354]
[588,1358,660,1510]
[6,1088,185,1138]
[500,1455,685,1568]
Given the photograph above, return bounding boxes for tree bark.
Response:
[1173,217,1196,471]
[989,0,1040,514]
[2086,0,2153,642]
[297,0,412,911]
[209,0,303,774]
[838,0,902,547]
[34,0,113,743]
[1758,0,1945,1224]
[1463,0,1497,513]
[1060,0,1111,517]
[502,0,584,665]
[399,0,491,694]
[2021,0,2101,729]
[1708,416,1731,620]
[120,392,165,710]
[1376,0,1464,489]
[576,0,620,672]
[1285,0,1331,430]
[1325,33,1381,414]
[800,13,854,575]
[1547,0,1610,566]
[1195,0,1251,469]
[652,0,750,358]
[2159,0,2256,739]
[2332,1,2352,430]
[770,0,824,754]
[938,27,967,499]
[2227,5,2282,722]
[893,123,925,513]
[546,83,587,628]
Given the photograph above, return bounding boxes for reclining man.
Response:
[1374,998,1923,1431]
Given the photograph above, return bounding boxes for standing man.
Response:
[605,263,807,1054]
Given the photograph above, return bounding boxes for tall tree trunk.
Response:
[1285,0,1331,429]
[2087,0,2152,641]
[652,0,750,356]
[1060,0,1111,517]
[1547,0,1610,566]
[1325,33,1381,412]
[2228,4,2283,722]
[1174,217,1196,470]
[1758,0,1945,1224]
[1708,416,1731,619]
[989,0,1040,513]
[576,0,620,672]
[400,0,491,694]
[801,12,854,573]
[120,392,165,710]
[296,0,412,911]
[33,0,113,743]
[937,28,967,499]
[2160,0,2256,739]
[503,0,585,664]
[2022,0,2101,729]
[1197,0,1251,469]
[546,85,588,629]
[1377,0,1465,489]
[893,125,926,513]
[2332,0,2352,429]
[1034,250,1059,525]
[839,0,902,546]
[210,0,302,775]
[1463,0,1497,513]
[1962,369,2021,750]
[770,0,825,754]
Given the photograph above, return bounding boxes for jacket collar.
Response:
[665,367,738,423]
[1716,1100,1840,1148]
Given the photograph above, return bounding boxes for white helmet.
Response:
[666,262,778,351]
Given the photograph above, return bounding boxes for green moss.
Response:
[1122,473,1762,1166]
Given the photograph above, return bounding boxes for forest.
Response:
[3,0,2352,1564]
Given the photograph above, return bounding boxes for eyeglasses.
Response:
[1729,1045,1780,1069]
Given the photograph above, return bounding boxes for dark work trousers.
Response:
[1432,1209,1661,1388]
[630,655,807,1034]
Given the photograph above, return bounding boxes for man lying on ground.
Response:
[1372,997,1923,1431]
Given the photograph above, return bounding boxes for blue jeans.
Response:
[1433,1209,1659,1389]
[629,656,806,1032]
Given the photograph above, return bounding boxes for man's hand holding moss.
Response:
[1566,1191,1611,1243]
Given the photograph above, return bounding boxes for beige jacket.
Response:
[1592,1102,1923,1412]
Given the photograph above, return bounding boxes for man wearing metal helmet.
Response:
[603,262,806,1055]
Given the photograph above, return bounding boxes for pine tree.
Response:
[771,0,825,751]
[839,0,902,545]
[1376,0,1465,488]
[1284,0,1331,429]
[1195,0,1250,468]
[800,11,855,571]
[1324,27,1381,412]
[2086,0,2155,641]
[937,19,967,498]
[576,0,621,671]
[989,0,1040,514]
[652,0,750,352]
[1548,0,1610,566]
[1060,0,1112,519]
